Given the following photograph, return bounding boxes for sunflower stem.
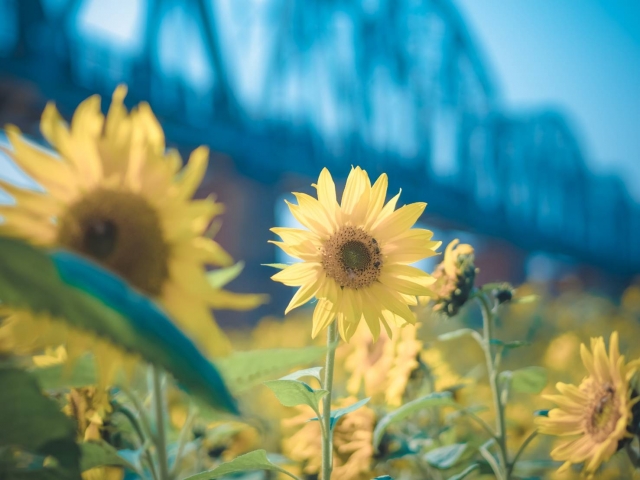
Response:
[478,293,509,478]
[152,366,170,480]
[321,321,338,480]
[506,430,538,478]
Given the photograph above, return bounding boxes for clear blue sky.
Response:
[456,0,640,199]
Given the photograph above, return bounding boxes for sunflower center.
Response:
[83,219,118,259]
[57,188,169,296]
[341,240,371,270]
[586,383,621,440]
[322,226,381,289]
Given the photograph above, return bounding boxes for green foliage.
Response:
[280,366,324,382]
[424,444,467,469]
[264,379,328,410]
[0,237,237,413]
[78,440,136,472]
[30,355,97,390]
[218,347,326,393]
[182,449,298,480]
[0,366,80,477]
[323,397,371,430]
[373,392,456,448]
[502,366,548,394]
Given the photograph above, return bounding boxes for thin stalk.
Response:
[321,322,338,480]
[478,294,508,477]
[507,430,538,478]
[112,403,158,480]
[169,409,197,479]
[152,367,170,480]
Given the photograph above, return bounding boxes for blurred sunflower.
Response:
[0,86,266,369]
[537,332,640,477]
[282,397,375,480]
[342,321,422,406]
[271,167,440,341]
[429,239,476,317]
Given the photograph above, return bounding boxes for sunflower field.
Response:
[1,89,640,480]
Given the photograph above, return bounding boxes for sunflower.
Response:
[271,167,440,341]
[342,321,423,407]
[537,332,640,477]
[282,397,376,480]
[429,239,476,317]
[0,86,266,365]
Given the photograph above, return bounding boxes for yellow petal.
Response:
[271,262,321,287]
[371,202,426,244]
[174,146,209,200]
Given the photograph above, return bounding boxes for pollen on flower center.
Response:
[322,226,381,289]
[57,188,169,296]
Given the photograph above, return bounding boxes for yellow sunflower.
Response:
[271,167,440,341]
[342,321,423,407]
[537,332,640,477]
[0,86,266,364]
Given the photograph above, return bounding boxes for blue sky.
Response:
[456,0,640,199]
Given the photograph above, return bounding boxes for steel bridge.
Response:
[0,0,638,282]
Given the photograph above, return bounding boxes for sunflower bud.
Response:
[431,240,477,317]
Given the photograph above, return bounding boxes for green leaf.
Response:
[505,366,548,394]
[373,392,456,448]
[448,463,479,480]
[0,237,238,413]
[79,440,137,472]
[218,346,326,393]
[424,444,467,469]
[0,366,80,474]
[207,262,245,288]
[308,397,371,430]
[372,476,394,480]
[264,380,328,409]
[437,329,477,342]
[182,449,298,480]
[280,367,323,382]
[261,263,289,270]
[30,355,97,390]
[534,409,550,417]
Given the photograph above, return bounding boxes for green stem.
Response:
[112,403,158,480]
[152,366,170,480]
[321,322,338,480]
[478,294,508,477]
[507,430,538,478]
[169,408,196,479]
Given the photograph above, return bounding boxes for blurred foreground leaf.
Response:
[30,355,97,390]
[183,449,298,480]
[0,366,80,478]
[218,347,326,393]
[0,237,237,413]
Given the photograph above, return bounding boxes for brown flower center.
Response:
[57,188,169,296]
[585,383,621,441]
[322,226,381,289]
